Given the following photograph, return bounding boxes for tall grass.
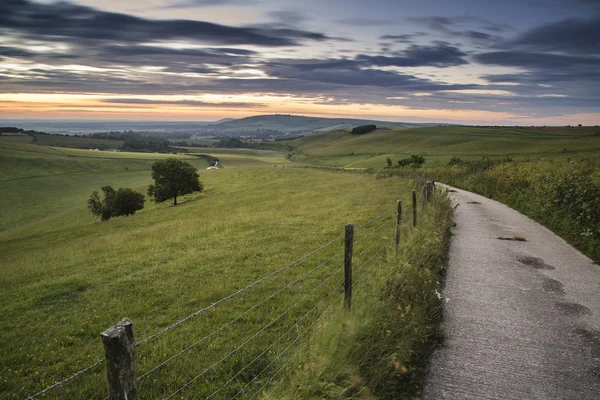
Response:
[431,157,600,261]
[267,190,453,399]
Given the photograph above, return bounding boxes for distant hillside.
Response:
[206,114,437,135]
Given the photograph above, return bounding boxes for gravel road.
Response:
[423,186,600,399]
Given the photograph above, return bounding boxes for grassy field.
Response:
[1,141,420,398]
[264,126,600,168]
[6,124,597,399]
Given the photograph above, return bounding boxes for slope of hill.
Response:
[270,125,600,168]
[207,114,436,134]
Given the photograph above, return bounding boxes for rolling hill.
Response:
[205,114,439,134]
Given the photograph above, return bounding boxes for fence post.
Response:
[412,190,417,227]
[344,223,354,311]
[422,184,427,209]
[101,318,138,400]
[395,200,402,255]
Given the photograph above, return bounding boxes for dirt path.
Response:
[423,186,600,399]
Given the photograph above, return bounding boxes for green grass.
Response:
[31,133,124,149]
[262,126,600,169]
[265,192,453,399]
[7,124,594,399]
[0,145,418,398]
[0,142,209,237]
[0,134,33,143]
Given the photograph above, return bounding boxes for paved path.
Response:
[423,186,600,400]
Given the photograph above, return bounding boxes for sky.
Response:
[0,0,599,125]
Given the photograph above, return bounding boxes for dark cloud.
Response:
[379,33,427,44]
[267,10,308,27]
[262,57,476,90]
[510,15,600,55]
[163,0,260,8]
[406,16,508,45]
[474,51,600,70]
[0,0,330,47]
[358,44,468,68]
[407,16,511,33]
[335,18,396,26]
[102,98,266,107]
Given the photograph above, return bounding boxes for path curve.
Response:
[423,186,600,399]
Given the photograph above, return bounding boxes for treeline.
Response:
[90,131,185,153]
[352,125,377,135]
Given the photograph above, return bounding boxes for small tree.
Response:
[114,188,145,216]
[88,186,117,221]
[386,157,392,168]
[148,158,203,206]
[88,186,145,221]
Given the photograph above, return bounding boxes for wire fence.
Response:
[23,182,436,400]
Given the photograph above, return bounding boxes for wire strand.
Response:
[205,280,343,400]
[355,206,397,230]
[134,234,344,347]
[233,291,342,400]
[25,358,106,400]
[248,292,345,400]
[137,248,344,381]
[162,271,345,399]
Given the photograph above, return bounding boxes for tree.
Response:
[88,186,117,221]
[386,157,392,168]
[88,186,145,221]
[114,188,145,216]
[148,158,203,205]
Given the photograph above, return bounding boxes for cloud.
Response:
[335,18,396,26]
[358,44,468,68]
[474,51,600,70]
[509,15,600,55]
[164,0,260,8]
[407,16,512,33]
[379,33,427,44]
[267,10,309,27]
[406,16,509,45]
[0,0,330,47]
[102,98,266,107]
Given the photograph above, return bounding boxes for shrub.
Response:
[88,186,145,221]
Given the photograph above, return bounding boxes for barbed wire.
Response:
[24,201,409,400]
[25,358,106,400]
[355,204,399,230]
[204,280,344,400]
[137,248,344,382]
[233,291,343,400]
[353,211,396,247]
[162,269,345,399]
[249,293,345,400]
[134,234,344,348]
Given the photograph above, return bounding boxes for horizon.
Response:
[1,0,599,125]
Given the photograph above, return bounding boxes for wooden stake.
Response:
[344,223,354,311]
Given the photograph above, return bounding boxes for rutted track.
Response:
[424,186,600,399]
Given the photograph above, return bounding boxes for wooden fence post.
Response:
[412,190,417,227]
[422,184,427,209]
[101,318,138,400]
[344,223,354,311]
[395,200,402,255]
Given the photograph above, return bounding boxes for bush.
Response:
[113,188,145,216]
[398,155,426,168]
[88,186,145,221]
